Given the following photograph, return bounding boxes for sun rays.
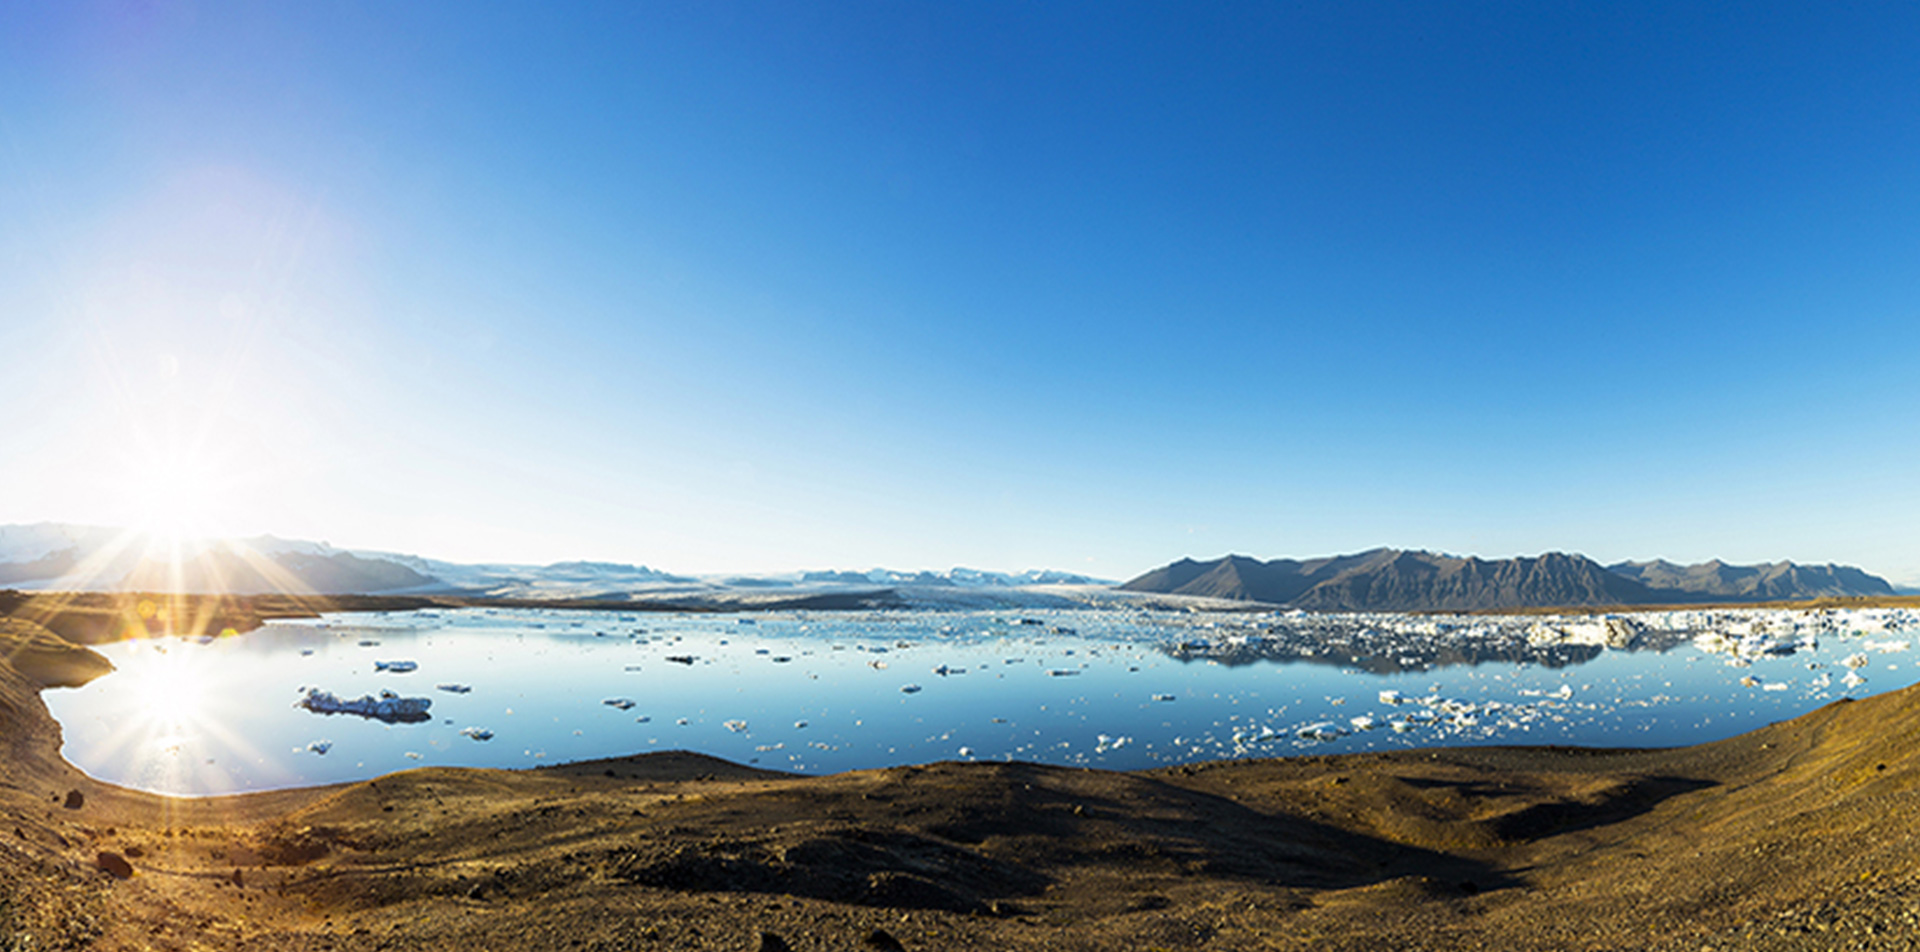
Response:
[62,635,289,795]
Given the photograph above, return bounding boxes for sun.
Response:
[122,452,230,546]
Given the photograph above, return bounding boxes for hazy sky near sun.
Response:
[4,2,1920,582]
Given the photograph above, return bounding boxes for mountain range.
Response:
[0,524,1106,599]
[1120,549,1894,611]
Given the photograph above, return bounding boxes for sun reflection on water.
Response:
[69,635,284,795]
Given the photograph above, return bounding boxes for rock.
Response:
[62,789,84,810]
[862,929,907,951]
[95,851,133,880]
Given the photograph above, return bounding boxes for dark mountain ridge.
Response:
[1121,549,1892,610]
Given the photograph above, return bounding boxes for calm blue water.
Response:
[42,606,1920,795]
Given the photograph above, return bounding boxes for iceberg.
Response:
[295,688,432,723]
[458,726,494,741]
[373,660,418,673]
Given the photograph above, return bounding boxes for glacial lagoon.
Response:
[42,605,1920,795]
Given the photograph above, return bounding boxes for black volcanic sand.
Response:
[5,618,1920,950]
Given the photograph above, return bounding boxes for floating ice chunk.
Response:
[771,656,792,663]
[299,648,315,657]
[665,655,696,665]
[958,746,975,757]
[374,660,417,673]
[306,740,332,755]
[933,664,967,675]
[1842,671,1868,688]
[793,720,808,729]
[1864,640,1910,654]
[1843,653,1871,669]
[296,688,431,723]
[1763,682,1789,692]
[1048,669,1081,677]
[1349,715,1378,731]
[1297,722,1344,741]
[603,698,636,710]
[676,718,690,725]
[900,684,923,694]
[869,660,889,670]
[436,683,472,694]
[1152,694,1177,702]
[1740,675,1761,688]
[1378,690,1404,705]
[458,727,494,741]
[635,715,651,723]
[724,720,749,733]
[404,751,423,760]
[1390,720,1414,733]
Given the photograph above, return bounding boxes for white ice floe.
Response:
[724,719,749,733]
[306,740,332,755]
[436,683,472,693]
[374,660,418,673]
[603,697,636,710]
[296,688,432,723]
[458,726,494,741]
[900,684,923,694]
[1297,722,1345,741]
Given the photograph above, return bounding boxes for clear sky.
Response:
[4,2,1919,583]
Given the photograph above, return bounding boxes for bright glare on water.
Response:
[42,606,1920,795]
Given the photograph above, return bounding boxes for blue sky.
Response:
[4,2,1919,582]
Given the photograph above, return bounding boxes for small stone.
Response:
[63,789,84,810]
[96,851,133,880]
[863,928,907,951]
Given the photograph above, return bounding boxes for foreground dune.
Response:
[4,618,1919,950]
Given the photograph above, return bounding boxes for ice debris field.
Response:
[41,604,1920,795]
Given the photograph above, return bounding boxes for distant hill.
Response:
[1121,549,1893,610]
[118,546,436,595]
[1606,559,1893,600]
[0,523,1103,600]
